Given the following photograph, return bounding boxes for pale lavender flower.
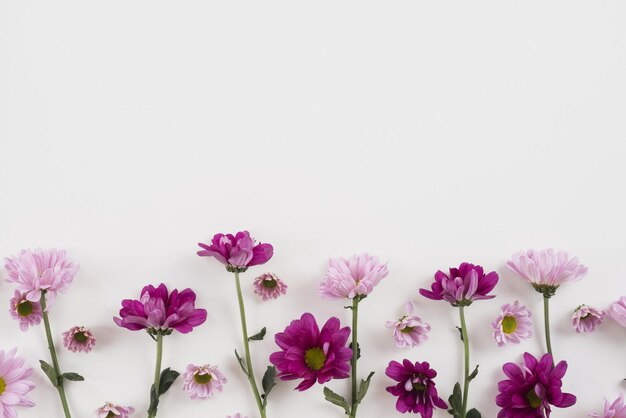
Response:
[572,305,606,333]
[590,394,626,418]
[182,364,227,400]
[608,296,626,328]
[253,273,287,301]
[63,326,96,353]
[0,348,35,418]
[94,402,134,418]
[492,301,533,347]
[9,290,43,331]
[319,253,388,300]
[385,302,430,348]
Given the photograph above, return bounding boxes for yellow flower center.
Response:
[17,300,33,317]
[105,412,117,418]
[304,347,326,371]
[74,331,89,343]
[263,279,278,289]
[502,316,517,334]
[0,377,6,395]
[194,372,213,385]
[526,388,542,408]
[400,326,415,334]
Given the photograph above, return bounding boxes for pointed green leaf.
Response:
[447,382,462,416]
[158,368,180,395]
[323,387,350,415]
[249,327,267,341]
[147,384,159,415]
[356,371,375,404]
[39,360,59,388]
[349,342,361,360]
[234,350,249,376]
[467,408,481,418]
[62,372,84,382]
[455,326,464,342]
[468,365,479,382]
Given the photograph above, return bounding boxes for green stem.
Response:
[349,297,359,418]
[543,296,554,361]
[40,292,72,418]
[459,306,470,418]
[234,271,266,418]
[147,333,163,418]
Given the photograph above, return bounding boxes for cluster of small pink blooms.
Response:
[318,253,388,300]
[572,305,607,333]
[0,348,35,418]
[182,364,227,400]
[253,273,288,301]
[492,301,533,347]
[94,402,135,418]
[4,248,79,307]
[63,326,97,353]
[9,290,42,331]
[226,414,247,418]
[590,394,626,418]
[385,302,430,348]
[608,296,626,328]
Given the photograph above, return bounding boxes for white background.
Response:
[1,1,626,417]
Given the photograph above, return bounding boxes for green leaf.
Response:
[467,408,482,418]
[323,387,350,415]
[455,326,464,342]
[356,371,375,404]
[468,365,479,382]
[234,350,249,376]
[349,342,361,360]
[39,360,59,388]
[249,327,267,341]
[447,382,462,417]
[158,368,180,395]
[62,372,84,382]
[147,384,159,416]
[262,366,276,396]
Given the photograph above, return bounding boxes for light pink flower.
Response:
[182,364,227,400]
[226,414,248,418]
[507,249,587,293]
[253,273,288,301]
[94,402,135,418]
[0,348,35,418]
[608,296,626,328]
[492,301,533,347]
[4,248,79,307]
[319,253,388,300]
[572,305,606,333]
[9,290,43,331]
[590,394,626,418]
[63,326,96,353]
[385,302,430,348]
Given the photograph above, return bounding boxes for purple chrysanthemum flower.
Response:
[318,253,389,300]
[197,231,273,272]
[113,283,207,334]
[572,305,606,333]
[270,313,352,391]
[385,359,447,417]
[608,296,626,328]
[0,348,36,417]
[492,301,533,347]
[386,302,431,348]
[9,290,43,331]
[253,273,287,301]
[94,402,135,418]
[419,262,498,306]
[496,352,576,417]
[4,248,79,307]
[63,326,97,353]
[182,364,227,400]
[590,394,626,418]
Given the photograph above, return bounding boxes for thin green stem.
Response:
[543,296,554,362]
[40,292,72,418]
[349,297,359,418]
[234,271,266,418]
[459,306,470,418]
[147,333,164,418]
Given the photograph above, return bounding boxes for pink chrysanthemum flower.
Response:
[419,262,499,306]
[4,248,79,307]
[318,253,389,300]
[94,402,135,418]
[386,302,431,348]
[182,364,227,400]
[253,273,287,301]
[572,305,606,333]
[63,326,97,353]
[608,296,626,328]
[9,290,43,331]
[226,414,248,418]
[197,231,273,272]
[492,301,533,347]
[590,394,626,418]
[0,348,36,417]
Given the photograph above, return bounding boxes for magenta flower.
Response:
[386,302,431,348]
[507,249,588,296]
[419,262,498,306]
[385,359,447,416]
[4,248,79,307]
[94,402,135,418]
[270,313,352,391]
[63,326,96,353]
[0,348,36,417]
[253,273,287,301]
[113,283,207,334]
[496,352,576,417]
[318,253,389,300]
[197,231,273,272]
[182,364,227,400]
[492,301,533,347]
[590,394,626,418]
[9,290,43,331]
[572,305,606,333]
[608,296,626,328]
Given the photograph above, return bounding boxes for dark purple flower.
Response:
[419,262,498,306]
[197,231,273,272]
[496,352,576,417]
[385,359,447,417]
[113,283,207,334]
[269,313,352,391]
